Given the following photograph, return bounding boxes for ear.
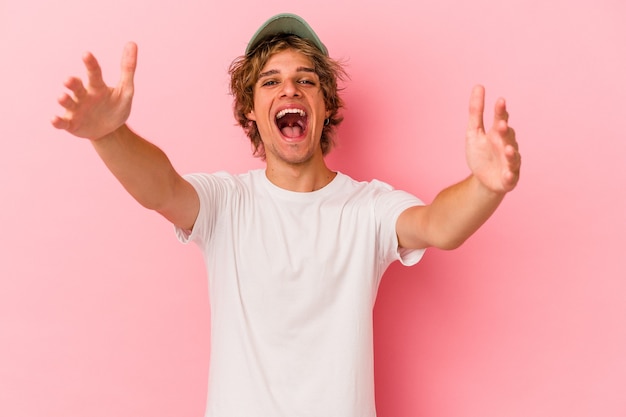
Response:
[247,109,257,121]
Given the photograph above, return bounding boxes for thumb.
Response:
[119,42,138,91]
[467,84,485,133]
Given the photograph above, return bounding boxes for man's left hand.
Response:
[465,85,521,194]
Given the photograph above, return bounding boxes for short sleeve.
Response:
[174,172,232,246]
[374,184,426,267]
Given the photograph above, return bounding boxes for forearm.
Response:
[91,124,183,211]
[422,175,505,250]
[398,86,520,251]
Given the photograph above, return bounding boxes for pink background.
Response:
[1,0,625,416]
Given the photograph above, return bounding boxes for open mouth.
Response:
[275,108,307,139]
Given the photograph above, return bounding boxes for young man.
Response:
[52,13,520,417]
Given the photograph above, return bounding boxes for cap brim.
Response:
[245,13,328,56]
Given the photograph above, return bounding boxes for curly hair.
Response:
[229,34,347,159]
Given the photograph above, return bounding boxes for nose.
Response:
[280,79,300,98]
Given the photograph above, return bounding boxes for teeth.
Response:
[276,108,306,119]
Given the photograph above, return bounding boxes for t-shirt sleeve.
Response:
[174,172,230,246]
[375,185,426,267]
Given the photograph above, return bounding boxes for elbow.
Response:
[432,236,468,251]
[134,194,168,212]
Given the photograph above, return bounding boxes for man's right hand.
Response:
[51,42,138,141]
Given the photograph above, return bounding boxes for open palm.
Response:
[465,85,521,193]
[52,42,138,141]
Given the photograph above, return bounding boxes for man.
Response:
[52,13,520,417]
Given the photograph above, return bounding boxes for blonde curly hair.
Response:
[229,34,347,159]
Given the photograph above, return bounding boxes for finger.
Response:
[504,144,517,159]
[119,42,138,91]
[468,84,485,133]
[63,76,87,99]
[493,97,509,124]
[82,51,106,89]
[503,169,520,191]
[494,124,518,154]
[504,144,522,172]
[495,119,510,136]
[513,152,522,172]
[57,92,77,110]
[507,127,518,151]
[51,115,69,130]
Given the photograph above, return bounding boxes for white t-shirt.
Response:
[176,169,425,417]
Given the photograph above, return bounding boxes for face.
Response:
[247,49,329,167]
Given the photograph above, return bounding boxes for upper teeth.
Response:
[276,108,306,119]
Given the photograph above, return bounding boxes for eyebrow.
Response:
[258,66,317,79]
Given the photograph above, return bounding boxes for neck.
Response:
[265,160,336,192]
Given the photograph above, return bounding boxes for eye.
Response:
[298,79,316,86]
[260,79,278,87]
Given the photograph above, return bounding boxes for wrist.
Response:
[468,174,507,202]
[91,123,130,143]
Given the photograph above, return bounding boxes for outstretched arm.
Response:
[397,85,521,250]
[52,42,199,230]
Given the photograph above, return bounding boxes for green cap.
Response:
[245,13,328,56]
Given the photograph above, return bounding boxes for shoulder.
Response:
[183,169,263,193]
[346,173,424,214]
[335,172,411,201]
